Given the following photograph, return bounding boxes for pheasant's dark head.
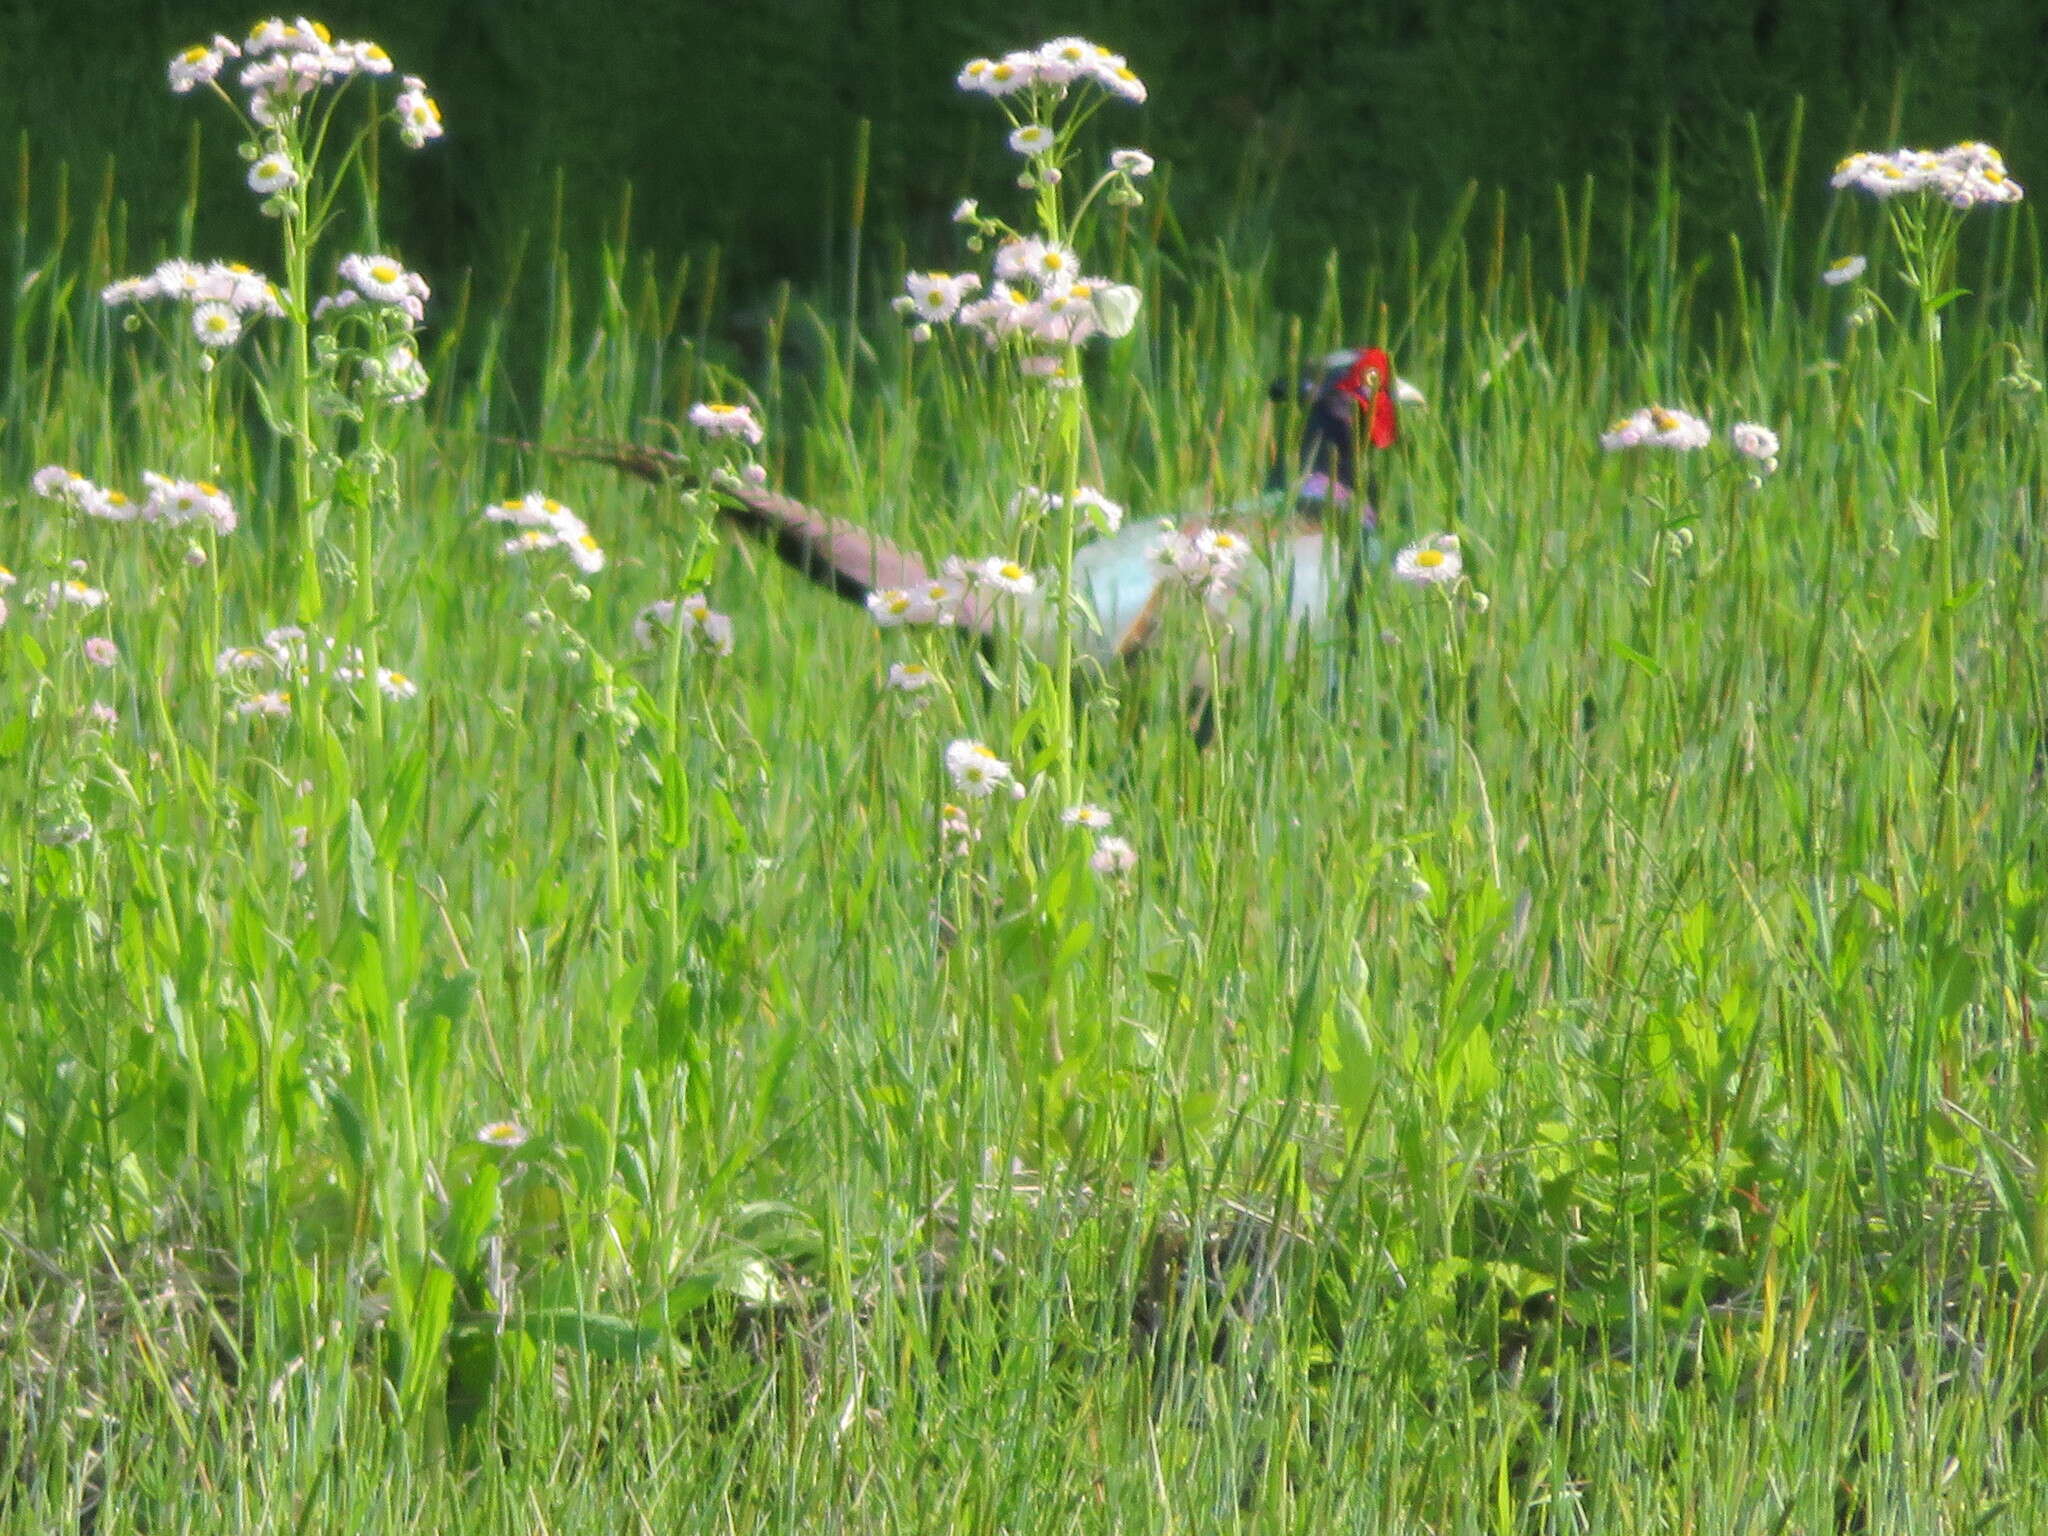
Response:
[1269,348,1401,515]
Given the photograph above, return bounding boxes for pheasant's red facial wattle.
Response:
[1336,347,1400,452]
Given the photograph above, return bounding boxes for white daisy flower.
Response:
[1195,527,1251,578]
[150,259,207,299]
[343,40,394,75]
[375,668,419,700]
[32,466,94,506]
[980,53,1037,96]
[635,594,734,655]
[167,36,239,92]
[886,661,938,694]
[247,152,299,195]
[395,76,443,148]
[1089,835,1138,876]
[688,401,766,444]
[1035,36,1100,85]
[1822,254,1867,286]
[89,488,140,522]
[263,624,309,664]
[1110,148,1154,177]
[1393,534,1463,586]
[217,645,276,676]
[974,557,1037,596]
[1062,803,1113,829]
[1729,421,1781,471]
[866,587,921,627]
[903,270,976,323]
[956,57,998,93]
[945,738,1019,799]
[83,637,119,668]
[1029,290,1099,345]
[952,198,980,223]
[53,579,107,609]
[1023,240,1080,293]
[141,472,237,534]
[0,564,14,588]
[476,1120,528,1150]
[337,252,417,305]
[1091,56,1147,102]
[1008,123,1056,157]
[563,526,606,574]
[1067,486,1123,535]
[101,275,158,306]
[192,302,243,347]
[199,261,284,314]
[500,528,561,560]
[236,689,293,719]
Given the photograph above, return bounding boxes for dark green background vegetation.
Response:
[7,0,2048,333]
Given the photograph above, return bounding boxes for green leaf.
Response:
[346,799,377,922]
[446,1164,500,1277]
[1606,641,1662,678]
[514,1308,665,1361]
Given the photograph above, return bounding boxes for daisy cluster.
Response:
[864,547,1054,633]
[937,740,1135,884]
[904,252,1140,359]
[956,37,1147,104]
[896,39,1147,369]
[18,574,109,618]
[100,259,285,349]
[1599,406,1713,452]
[484,493,606,575]
[312,253,434,401]
[633,594,736,658]
[1830,142,2023,209]
[213,624,417,718]
[166,18,441,147]
[1599,408,1784,479]
[1148,523,1253,608]
[32,466,239,534]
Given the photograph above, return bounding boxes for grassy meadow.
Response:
[5,28,2048,1534]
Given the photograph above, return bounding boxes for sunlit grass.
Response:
[4,45,2048,1531]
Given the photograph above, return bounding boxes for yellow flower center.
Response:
[181,46,209,63]
[1651,409,1679,431]
[370,261,400,283]
[1417,549,1445,568]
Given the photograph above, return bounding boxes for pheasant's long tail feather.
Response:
[521,437,998,632]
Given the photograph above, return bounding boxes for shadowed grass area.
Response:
[4,70,2048,1532]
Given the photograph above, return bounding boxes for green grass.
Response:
[5,97,2048,1533]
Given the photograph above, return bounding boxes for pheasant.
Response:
[562,347,1401,726]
